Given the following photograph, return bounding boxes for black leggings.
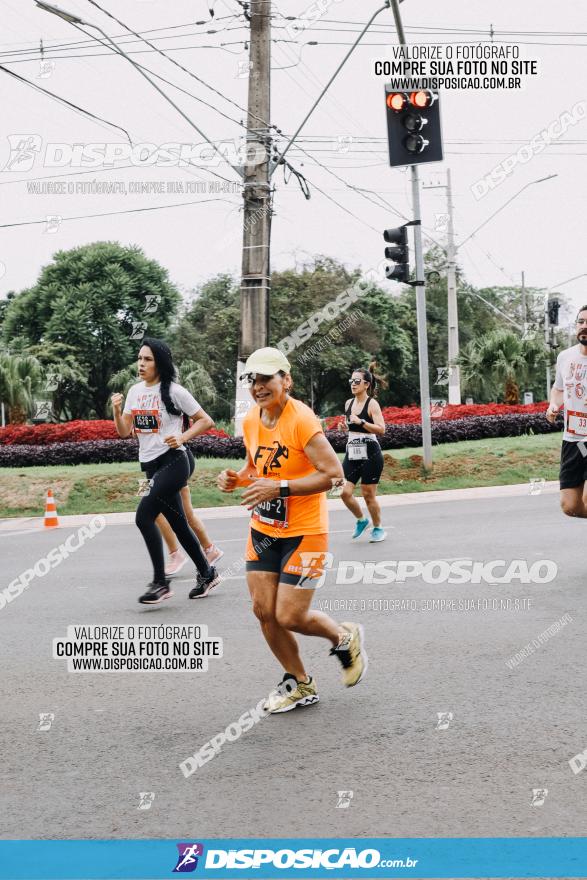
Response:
[135,449,211,584]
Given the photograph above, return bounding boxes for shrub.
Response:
[0,420,230,445]
[0,414,562,467]
[324,401,549,430]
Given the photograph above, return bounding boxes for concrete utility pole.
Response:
[235,0,272,435]
[446,169,461,405]
[423,170,460,404]
[390,0,433,468]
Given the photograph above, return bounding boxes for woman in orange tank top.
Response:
[217,347,369,714]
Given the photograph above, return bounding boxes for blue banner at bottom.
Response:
[0,838,586,879]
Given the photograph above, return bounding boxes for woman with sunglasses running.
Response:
[111,337,220,604]
[340,366,387,542]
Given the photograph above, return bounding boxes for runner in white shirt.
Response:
[546,305,587,516]
[111,337,220,604]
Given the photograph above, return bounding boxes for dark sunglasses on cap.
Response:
[241,372,277,386]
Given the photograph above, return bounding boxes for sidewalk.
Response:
[0,481,559,534]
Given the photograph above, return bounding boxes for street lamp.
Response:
[34,1,236,172]
[35,1,84,23]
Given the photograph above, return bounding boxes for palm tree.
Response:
[0,352,43,424]
[457,330,546,404]
[457,339,498,401]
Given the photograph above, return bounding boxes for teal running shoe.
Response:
[352,517,369,539]
[369,526,387,543]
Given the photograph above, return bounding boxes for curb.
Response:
[0,481,559,534]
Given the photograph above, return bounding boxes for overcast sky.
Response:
[1,0,586,326]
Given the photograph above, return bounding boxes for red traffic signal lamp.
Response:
[385,87,443,167]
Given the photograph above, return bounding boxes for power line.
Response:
[0,63,131,143]
[82,0,272,132]
[0,197,239,229]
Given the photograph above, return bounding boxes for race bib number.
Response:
[252,497,289,529]
[133,409,160,433]
[567,410,587,436]
[348,440,368,461]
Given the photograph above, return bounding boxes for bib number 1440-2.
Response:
[252,497,289,529]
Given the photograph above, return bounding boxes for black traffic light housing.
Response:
[384,226,409,282]
[547,298,561,326]
[385,87,443,167]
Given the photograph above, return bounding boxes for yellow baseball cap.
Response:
[240,347,291,379]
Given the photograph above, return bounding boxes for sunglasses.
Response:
[349,378,364,385]
[241,372,276,387]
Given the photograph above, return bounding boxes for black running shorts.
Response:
[559,439,587,489]
[343,440,384,485]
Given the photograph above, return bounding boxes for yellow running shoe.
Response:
[265,676,319,714]
[330,622,368,687]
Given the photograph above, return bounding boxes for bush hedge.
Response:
[0,420,230,445]
[0,413,562,467]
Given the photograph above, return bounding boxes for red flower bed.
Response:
[324,401,549,430]
[0,419,230,445]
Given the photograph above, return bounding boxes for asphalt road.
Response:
[0,492,585,841]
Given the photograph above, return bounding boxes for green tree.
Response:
[171,262,414,419]
[2,241,182,418]
[171,274,239,419]
[269,257,413,414]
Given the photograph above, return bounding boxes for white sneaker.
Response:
[205,544,224,566]
[165,549,187,576]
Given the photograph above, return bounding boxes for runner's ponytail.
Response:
[368,361,388,398]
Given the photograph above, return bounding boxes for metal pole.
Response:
[390,0,432,468]
[521,270,528,336]
[544,294,551,397]
[411,167,433,468]
[235,0,272,435]
[446,168,461,405]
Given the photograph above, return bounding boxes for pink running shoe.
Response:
[205,544,224,566]
[165,549,187,576]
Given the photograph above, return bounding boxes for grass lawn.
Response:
[0,433,561,519]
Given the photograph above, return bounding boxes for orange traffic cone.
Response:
[44,489,59,529]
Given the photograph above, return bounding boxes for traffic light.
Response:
[383,225,409,282]
[385,87,443,167]
[548,298,560,326]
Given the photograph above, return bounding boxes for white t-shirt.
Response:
[554,344,587,442]
[123,381,201,463]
